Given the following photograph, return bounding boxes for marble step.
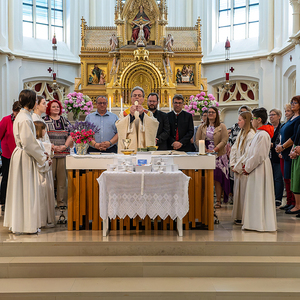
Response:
[0,277,300,300]
[0,256,300,278]
[1,240,300,257]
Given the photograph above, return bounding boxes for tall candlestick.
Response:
[109,96,112,112]
[169,96,172,112]
[199,140,205,154]
[226,72,229,81]
[120,96,123,113]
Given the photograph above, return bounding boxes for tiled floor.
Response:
[0,203,299,244]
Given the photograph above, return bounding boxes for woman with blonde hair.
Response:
[230,111,256,224]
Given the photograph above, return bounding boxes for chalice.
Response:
[122,138,131,150]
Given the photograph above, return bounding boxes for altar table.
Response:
[98,171,190,236]
[66,154,215,231]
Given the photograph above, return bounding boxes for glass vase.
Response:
[75,143,89,155]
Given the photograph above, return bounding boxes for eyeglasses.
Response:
[208,111,216,114]
[269,114,277,117]
[97,102,107,105]
[291,101,299,105]
[252,117,258,120]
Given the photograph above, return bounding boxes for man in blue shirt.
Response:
[85,95,118,153]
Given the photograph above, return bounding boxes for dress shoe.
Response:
[296,214,300,218]
[275,200,282,207]
[280,204,290,210]
[285,209,300,214]
[286,205,295,211]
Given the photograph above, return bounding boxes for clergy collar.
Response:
[173,110,182,115]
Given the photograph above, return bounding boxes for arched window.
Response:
[23,0,64,41]
[218,0,259,42]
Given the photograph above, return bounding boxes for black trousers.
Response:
[0,156,10,205]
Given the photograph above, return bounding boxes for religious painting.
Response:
[87,64,107,85]
[175,65,194,84]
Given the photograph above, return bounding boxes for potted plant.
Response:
[64,92,94,121]
[68,121,100,155]
[185,92,219,116]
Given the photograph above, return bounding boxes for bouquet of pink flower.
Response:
[64,92,94,120]
[68,121,100,144]
[185,92,219,116]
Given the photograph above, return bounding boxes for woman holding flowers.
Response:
[43,100,73,208]
[195,106,229,208]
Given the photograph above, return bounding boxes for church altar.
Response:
[66,154,216,231]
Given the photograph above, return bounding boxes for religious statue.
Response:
[165,34,174,52]
[131,5,152,43]
[176,69,182,83]
[132,20,151,46]
[92,64,102,84]
[181,65,188,76]
[109,34,118,51]
[189,70,194,84]
[99,72,106,85]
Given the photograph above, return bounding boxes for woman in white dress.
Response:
[242,108,277,232]
[230,111,255,225]
[4,90,49,234]
[34,120,56,227]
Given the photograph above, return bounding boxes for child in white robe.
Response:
[242,108,277,232]
[34,121,56,227]
[230,111,255,225]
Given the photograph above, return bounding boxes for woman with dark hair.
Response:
[3,89,50,234]
[242,107,277,232]
[0,101,21,211]
[195,106,229,208]
[43,99,73,208]
[276,96,300,213]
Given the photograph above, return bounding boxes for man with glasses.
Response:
[116,86,159,152]
[147,93,170,150]
[85,95,118,153]
[167,94,194,152]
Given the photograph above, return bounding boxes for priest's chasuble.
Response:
[116,108,159,153]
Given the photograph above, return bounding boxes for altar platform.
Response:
[0,206,300,299]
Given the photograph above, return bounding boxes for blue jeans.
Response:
[271,162,284,201]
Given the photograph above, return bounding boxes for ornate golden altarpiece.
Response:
[74,0,207,108]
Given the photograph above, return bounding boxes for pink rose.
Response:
[184,105,189,110]
[190,95,194,101]
[216,102,219,107]
[204,101,208,105]
[199,96,205,100]
[69,99,73,104]
[200,92,206,96]
[202,107,207,112]
[196,94,201,98]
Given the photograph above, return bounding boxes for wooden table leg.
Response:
[207,169,214,230]
[177,218,183,237]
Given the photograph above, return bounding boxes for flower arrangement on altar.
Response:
[64,92,94,120]
[185,92,219,116]
[68,121,100,144]
[68,121,100,155]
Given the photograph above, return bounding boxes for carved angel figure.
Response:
[165,34,174,52]
[109,34,118,51]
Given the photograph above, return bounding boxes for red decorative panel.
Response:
[247,90,255,100]
[35,83,42,92]
[241,83,248,92]
[223,92,230,102]
[53,92,59,100]
[42,91,47,99]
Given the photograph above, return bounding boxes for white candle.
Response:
[158,101,160,110]
[109,96,112,112]
[120,96,123,113]
[199,140,205,154]
[169,96,172,111]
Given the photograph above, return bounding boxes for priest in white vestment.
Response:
[116,86,159,153]
[4,90,48,234]
[242,107,277,232]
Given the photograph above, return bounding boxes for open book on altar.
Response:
[151,150,188,156]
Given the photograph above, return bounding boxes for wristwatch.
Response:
[109,141,112,146]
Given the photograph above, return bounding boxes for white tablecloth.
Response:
[98,171,190,220]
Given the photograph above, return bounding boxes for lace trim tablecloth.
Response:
[98,171,190,220]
